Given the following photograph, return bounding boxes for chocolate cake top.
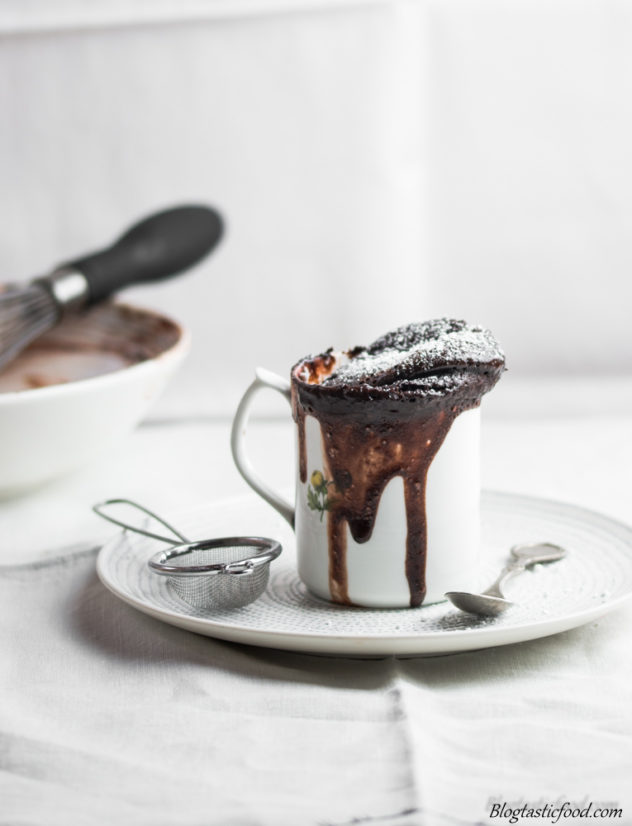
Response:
[292,319,505,415]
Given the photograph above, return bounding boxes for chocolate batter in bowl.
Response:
[0,302,181,394]
[291,320,505,607]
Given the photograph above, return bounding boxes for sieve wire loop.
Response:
[92,498,191,544]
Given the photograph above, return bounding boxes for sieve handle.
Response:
[230,368,295,528]
[92,498,191,544]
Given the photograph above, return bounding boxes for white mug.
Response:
[231,367,480,608]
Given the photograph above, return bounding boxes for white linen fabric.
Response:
[1,409,631,824]
[1,546,631,825]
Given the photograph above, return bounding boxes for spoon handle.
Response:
[482,558,526,599]
[483,542,567,599]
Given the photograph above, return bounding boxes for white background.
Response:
[1,0,631,418]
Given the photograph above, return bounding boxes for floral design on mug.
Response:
[307,470,336,521]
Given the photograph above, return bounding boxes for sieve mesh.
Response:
[166,544,270,610]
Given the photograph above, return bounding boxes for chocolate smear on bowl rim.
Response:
[291,319,505,607]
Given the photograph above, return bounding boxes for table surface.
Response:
[1,393,631,825]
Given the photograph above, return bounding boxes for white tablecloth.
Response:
[1,403,631,824]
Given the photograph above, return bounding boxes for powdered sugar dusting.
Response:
[322,319,505,390]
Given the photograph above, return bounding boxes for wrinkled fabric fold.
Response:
[2,547,631,824]
[0,551,421,825]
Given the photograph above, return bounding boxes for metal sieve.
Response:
[93,499,282,610]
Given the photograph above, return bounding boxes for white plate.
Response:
[97,492,632,657]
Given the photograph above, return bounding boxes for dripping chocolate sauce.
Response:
[291,337,504,608]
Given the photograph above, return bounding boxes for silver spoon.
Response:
[445,542,567,617]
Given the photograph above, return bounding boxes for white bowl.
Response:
[0,302,189,496]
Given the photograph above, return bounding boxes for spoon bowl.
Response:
[444,591,513,617]
[445,541,567,617]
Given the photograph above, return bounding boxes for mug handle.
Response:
[230,367,295,528]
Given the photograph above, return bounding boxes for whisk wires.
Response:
[0,284,59,370]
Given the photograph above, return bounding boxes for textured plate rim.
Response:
[96,491,632,656]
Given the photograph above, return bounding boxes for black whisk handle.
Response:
[63,205,224,305]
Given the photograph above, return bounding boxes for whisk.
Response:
[0,205,223,371]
